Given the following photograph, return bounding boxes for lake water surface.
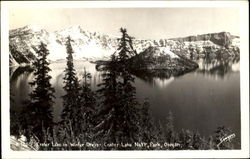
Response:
[10,57,240,146]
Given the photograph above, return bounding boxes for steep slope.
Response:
[169,32,233,47]
[9,25,49,65]
[9,25,118,63]
[9,26,240,67]
[53,26,118,60]
[128,46,199,78]
[9,25,158,66]
[166,32,240,59]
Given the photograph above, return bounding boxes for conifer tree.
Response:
[61,36,80,132]
[95,28,141,148]
[192,131,203,149]
[139,99,155,144]
[116,28,140,144]
[20,42,55,142]
[165,111,175,143]
[95,54,120,144]
[178,129,193,149]
[78,68,96,142]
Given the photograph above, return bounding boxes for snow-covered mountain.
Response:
[9,25,157,66]
[9,25,240,66]
[9,25,117,65]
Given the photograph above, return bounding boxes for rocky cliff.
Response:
[169,32,235,47]
[9,25,240,67]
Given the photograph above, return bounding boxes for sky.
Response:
[9,8,240,39]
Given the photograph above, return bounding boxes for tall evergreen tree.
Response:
[61,36,81,132]
[77,68,96,143]
[116,28,140,144]
[20,42,55,142]
[95,54,120,145]
[95,28,140,148]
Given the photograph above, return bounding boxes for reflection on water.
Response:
[134,56,240,147]
[10,56,240,143]
[134,56,240,87]
[196,56,240,78]
[132,71,175,88]
[152,77,175,88]
[10,60,103,121]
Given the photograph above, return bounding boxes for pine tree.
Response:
[78,68,96,143]
[165,111,175,143]
[20,42,55,142]
[61,36,81,132]
[95,28,141,149]
[95,54,120,145]
[192,131,203,149]
[139,98,155,144]
[178,129,193,149]
[116,28,140,144]
[188,45,195,60]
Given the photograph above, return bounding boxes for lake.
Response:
[10,57,240,147]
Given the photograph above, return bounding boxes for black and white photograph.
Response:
[1,1,249,158]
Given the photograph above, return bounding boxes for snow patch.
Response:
[159,47,179,58]
[231,38,240,48]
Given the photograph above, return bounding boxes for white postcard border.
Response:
[1,1,249,158]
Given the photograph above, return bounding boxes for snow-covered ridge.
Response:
[10,25,119,63]
[9,25,159,64]
[9,25,240,66]
[159,47,179,58]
